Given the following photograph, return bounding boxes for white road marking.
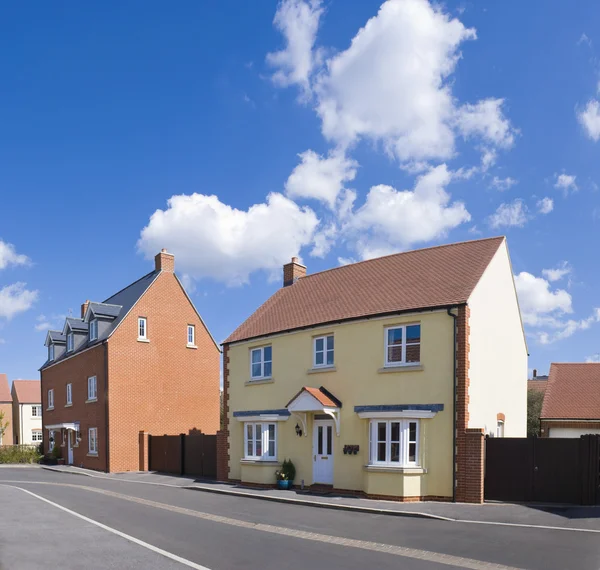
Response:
[3,485,212,570]
[2,481,526,569]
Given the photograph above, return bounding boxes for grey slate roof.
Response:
[47,331,66,343]
[41,270,160,370]
[88,302,122,318]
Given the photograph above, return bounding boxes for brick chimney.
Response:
[155,249,175,273]
[283,257,306,287]
[81,300,90,319]
[533,369,537,379]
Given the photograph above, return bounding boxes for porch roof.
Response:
[45,422,80,430]
[286,386,341,411]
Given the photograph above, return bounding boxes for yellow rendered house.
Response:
[219,237,527,502]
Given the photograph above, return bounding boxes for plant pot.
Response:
[277,480,293,490]
[57,458,65,465]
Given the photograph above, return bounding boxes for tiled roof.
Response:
[286,386,341,408]
[65,317,88,332]
[527,379,548,394]
[88,302,122,318]
[47,331,66,344]
[11,380,41,404]
[541,363,600,420]
[225,236,505,344]
[0,374,11,402]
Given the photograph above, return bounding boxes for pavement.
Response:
[38,463,600,531]
[1,466,600,569]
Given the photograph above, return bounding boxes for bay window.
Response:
[369,419,419,467]
[244,422,276,460]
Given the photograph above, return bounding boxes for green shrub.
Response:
[0,445,43,464]
[275,459,296,481]
[50,443,62,460]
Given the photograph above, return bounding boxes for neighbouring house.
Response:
[528,369,549,394]
[40,249,220,472]
[11,380,42,445]
[540,363,600,438]
[0,374,13,445]
[219,236,528,503]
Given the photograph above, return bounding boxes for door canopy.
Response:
[286,386,342,436]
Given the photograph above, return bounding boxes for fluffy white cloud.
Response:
[345,164,470,259]
[537,197,554,214]
[137,193,319,286]
[577,99,600,141]
[586,354,600,363]
[266,0,324,97]
[488,199,528,228]
[490,176,517,191]
[0,282,38,320]
[454,98,516,148]
[0,240,30,270]
[34,313,68,332]
[284,150,358,209]
[310,222,338,258]
[542,262,571,282]
[554,173,578,194]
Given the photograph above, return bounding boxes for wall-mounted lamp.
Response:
[295,423,303,437]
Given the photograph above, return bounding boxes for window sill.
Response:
[240,459,281,466]
[364,465,426,474]
[307,366,336,374]
[378,364,423,374]
[64,403,73,408]
[245,378,275,386]
[137,338,150,343]
[87,453,99,457]
[46,408,54,412]
[85,399,97,404]
[186,344,198,349]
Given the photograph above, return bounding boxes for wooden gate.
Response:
[149,435,182,475]
[485,435,600,505]
[149,433,217,479]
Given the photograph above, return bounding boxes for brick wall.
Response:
[0,402,13,445]
[461,428,485,503]
[41,344,108,471]
[217,344,230,481]
[107,271,220,473]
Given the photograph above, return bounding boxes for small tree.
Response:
[0,410,9,444]
[527,389,544,437]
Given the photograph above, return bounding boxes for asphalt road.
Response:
[0,467,598,570]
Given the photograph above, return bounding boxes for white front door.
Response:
[313,420,334,484]
[67,431,74,465]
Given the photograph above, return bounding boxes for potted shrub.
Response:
[51,443,64,465]
[275,459,296,490]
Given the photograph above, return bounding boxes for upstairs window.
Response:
[88,376,97,401]
[384,324,421,367]
[314,335,334,368]
[48,389,54,410]
[250,346,272,380]
[369,419,419,467]
[66,383,72,406]
[138,317,147,340]
[67,333,74,353]
[31,405,42,417]
[48,344,55,361]
[187,325,195,346]
[244,422,276,460]
[89,319,98,341]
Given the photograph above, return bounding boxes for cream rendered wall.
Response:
[18,403,42,445]
[467,240,528,437]
[549,427,600,438]
[227,310,456,498]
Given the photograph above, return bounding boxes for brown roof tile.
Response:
[541,363,600,420]
[527,379,548,394]
[286,386,340,408]
[0,374,11,402]
[225,236,505,344]
[11,380,41,404]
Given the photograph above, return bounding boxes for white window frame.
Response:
[48,389,54,410]
[244,422,277,461]
[313,335,334,368]
[89,319,98,341]
[187,324,195,346]
[87,376,97,401]
[48,344,55,361]
[369,419,420,467]
[138,317,147,340]
[88,427,98,455]
[31,430,43,442]
[66,383,72,406]
[250,346,272,380]
[31,405,41,417]
[384,324,421,367]
[67,332,74,353]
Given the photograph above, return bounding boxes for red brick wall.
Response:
[0,402,13,445]
[107,271,220,472]
[41,344,108,471]
[217,345,230,481]
[461,428,485,503]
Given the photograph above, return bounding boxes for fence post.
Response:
[180,433,185,476]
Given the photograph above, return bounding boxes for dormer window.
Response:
[48,344,55,361]
[89,319,98,342]
[67,332,74,352]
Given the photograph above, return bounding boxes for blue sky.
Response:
[1,0,600,382]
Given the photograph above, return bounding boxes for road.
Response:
[0,467,598,570]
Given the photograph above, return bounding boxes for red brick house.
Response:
[0,374,13,445]
[40,250,220,472]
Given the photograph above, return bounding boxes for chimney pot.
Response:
[155,249,175,273]
[283,257,306,287]
[533,369,537,378]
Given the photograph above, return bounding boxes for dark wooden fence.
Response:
[485,434,600,505]
[149,433,217,479]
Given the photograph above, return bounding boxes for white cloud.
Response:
[0,240,30,270]
[577,99,600,141]
[490,176,517,191]
[137,193,319,286]
[284,150,358,209]
[480,148,497,172]
[488,199,528,228]
[0,282,38,320]
[542,262,571,282]
[454,98,516,148]
[578,33,592,47]
[345,164,470,259]
[266,0,324,97]
[179,274,197,295]
[34,313,68,332]
[310,222,338,258]
[554,173,578,194]
[536,197,554,214]
[586,354,600,363]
